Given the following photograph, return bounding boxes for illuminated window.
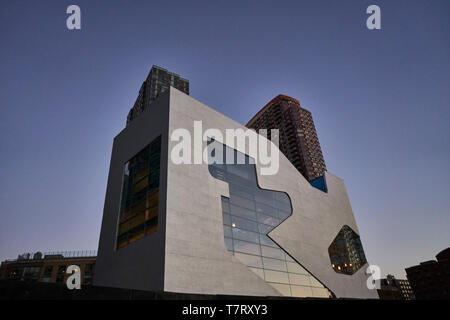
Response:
[328,225,367,275]
[116,135,161,249]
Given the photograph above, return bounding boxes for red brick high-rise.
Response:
[246,94,326,183]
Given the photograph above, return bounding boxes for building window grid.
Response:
[328,225,367,275]
[208,142,331,298]
[116,135,161,249]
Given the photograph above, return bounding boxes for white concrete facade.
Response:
[95,87,378,299]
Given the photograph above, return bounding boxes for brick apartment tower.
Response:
[126,65,189,126]
[246,95,326,182]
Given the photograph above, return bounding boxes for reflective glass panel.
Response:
[208,140,332,298]
[328,225,367,275]
[116,135,161,249]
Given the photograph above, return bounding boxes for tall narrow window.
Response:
[116,135,161,249]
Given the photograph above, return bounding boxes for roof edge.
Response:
[246,94,301,127]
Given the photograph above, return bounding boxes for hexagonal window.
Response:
[328,225,367,275]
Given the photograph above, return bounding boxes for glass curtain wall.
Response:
[208,140,332,298]
[116,135,161,249]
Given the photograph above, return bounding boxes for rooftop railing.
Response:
[4,250,97,262]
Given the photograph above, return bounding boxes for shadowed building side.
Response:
[405,247,450,300]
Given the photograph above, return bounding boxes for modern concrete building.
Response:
[246,95,326,186]
[95,87,378,299]
[126,65,189,126]
[0,251,96,285]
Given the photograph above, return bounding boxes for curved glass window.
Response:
[208,140,332,298]
[328,225,367,275]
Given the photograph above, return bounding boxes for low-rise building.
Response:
[0,251,96,285]
[377,274,415,300]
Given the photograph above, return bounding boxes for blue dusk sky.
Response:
[0,0,449,279]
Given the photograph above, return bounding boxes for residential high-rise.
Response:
[246,95,326,185]
[126,65,189,125]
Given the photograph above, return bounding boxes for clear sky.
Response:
[0,0,448,279]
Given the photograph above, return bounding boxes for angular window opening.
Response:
[116,135,161,250]
[328,225,367,275]
[208,139,332,298]
[310,175,327,193]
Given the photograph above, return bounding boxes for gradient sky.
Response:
[0,0,448,279]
